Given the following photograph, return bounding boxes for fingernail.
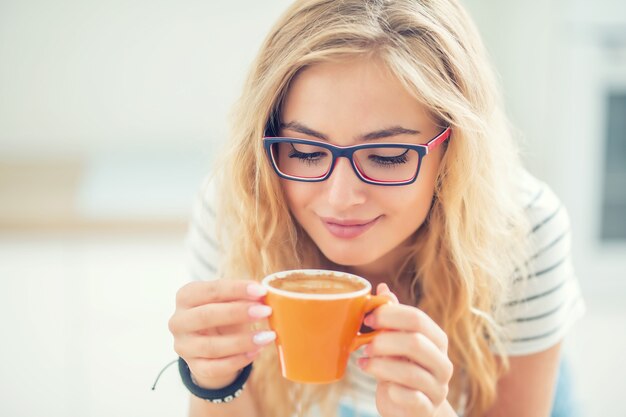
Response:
[248,304,272,318]
[357,357,369,369]
[253,330,276,345]
[364,314,374,327]
[362,344,371,355]
[247,283,267,297]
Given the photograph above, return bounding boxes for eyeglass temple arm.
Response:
[425,127,451,153]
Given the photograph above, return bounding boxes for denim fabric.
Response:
[551,359,583,417]
[337,360,582,417]
[338,402,375,417]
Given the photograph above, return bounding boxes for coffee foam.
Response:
[269,273,365,294]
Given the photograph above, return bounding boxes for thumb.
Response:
[376,283,399,304]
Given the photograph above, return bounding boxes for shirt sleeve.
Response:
[185,177,222,282]
[500,175,586,356]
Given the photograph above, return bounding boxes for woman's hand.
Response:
[358,284,454,417]
[168,280,275,389]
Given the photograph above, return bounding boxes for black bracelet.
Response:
[178,357,252,403]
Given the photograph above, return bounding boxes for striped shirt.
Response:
[185,169,585,417]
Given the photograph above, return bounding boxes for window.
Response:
[601,92,626,240]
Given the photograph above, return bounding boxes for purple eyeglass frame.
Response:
[262,126,451,186]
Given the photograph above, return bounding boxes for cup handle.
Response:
[350,294,391,352]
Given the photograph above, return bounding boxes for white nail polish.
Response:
[248,304,272,318]
[253,331,276,345]
[247,283,267,297]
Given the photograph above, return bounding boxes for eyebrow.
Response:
[279,121,420,142]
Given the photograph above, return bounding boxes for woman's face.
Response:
[278,57,446,279]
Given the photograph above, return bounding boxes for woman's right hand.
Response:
[168,280,275,389]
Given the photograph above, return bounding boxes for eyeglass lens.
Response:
[270,141,420,182]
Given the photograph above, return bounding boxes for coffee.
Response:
[269,273,365,294]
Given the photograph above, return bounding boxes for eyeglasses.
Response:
[263,127,451,186]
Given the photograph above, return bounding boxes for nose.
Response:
[325,157,366,210]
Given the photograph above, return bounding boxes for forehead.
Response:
[280,57,435,140]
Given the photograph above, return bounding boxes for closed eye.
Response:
[368,150,409,167]
[288,144,328,166]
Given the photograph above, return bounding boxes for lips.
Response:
[320,215,381,239]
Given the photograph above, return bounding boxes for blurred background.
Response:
[0,0,624,416]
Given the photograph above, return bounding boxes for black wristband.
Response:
[178,357,252,403]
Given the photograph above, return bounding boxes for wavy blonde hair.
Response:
[209,1,532,416]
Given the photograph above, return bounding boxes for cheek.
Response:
[419,145,445,185]
[383,186,433,223]
[281,181,315,215]
[381,169,439,226]
[405,148,443,210]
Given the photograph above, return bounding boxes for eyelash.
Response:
[368,152,409,167]
[288,149,410,168]
[288,150,326,166]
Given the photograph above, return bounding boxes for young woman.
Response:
[168,1,585,416]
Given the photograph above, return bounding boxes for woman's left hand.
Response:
[358,284,454,417]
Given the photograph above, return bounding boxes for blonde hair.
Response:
[209,1,532,416]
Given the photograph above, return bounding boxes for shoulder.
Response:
[517,169,569,244]
[185,175,222,282]
[499,170,586,355]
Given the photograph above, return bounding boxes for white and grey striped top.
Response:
[185,169,585,416]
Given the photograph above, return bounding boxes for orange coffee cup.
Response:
[262,269,389,384]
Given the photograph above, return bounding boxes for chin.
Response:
[319,245,379,268]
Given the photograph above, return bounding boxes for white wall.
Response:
[464,0,626,290]
[0,0,292,157]
[2,0,624,278]
[1,2,625,416]
[463,0,560,180]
